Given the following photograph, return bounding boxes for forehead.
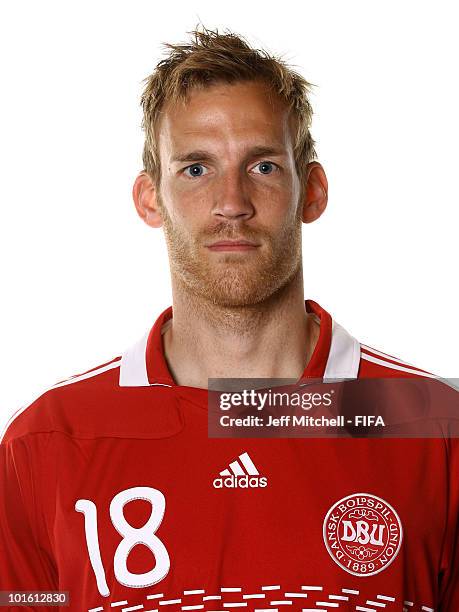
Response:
[157,80,295,154]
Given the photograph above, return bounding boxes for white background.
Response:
[1,0,458,431]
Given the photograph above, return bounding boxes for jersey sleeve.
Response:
[438,437,459,610]
[0,433,58,606]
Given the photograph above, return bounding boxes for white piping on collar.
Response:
[119,330,165,387]
[323,319,361,380]
[119,316,361,387]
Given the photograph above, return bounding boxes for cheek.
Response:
[160,182,203,227]
[254,182,298,224]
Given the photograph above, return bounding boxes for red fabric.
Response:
[0,300,457,611]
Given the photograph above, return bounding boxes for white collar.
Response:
[119,316,360,387]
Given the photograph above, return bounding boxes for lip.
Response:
[206,239,260,252]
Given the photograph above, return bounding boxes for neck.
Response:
[162,266,320,389]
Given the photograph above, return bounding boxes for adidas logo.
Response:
[213,451,268,489]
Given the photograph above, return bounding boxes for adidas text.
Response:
[213,475,268,489]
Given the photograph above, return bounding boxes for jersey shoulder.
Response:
[358,342,439,379]
[357,342,459,439]
[0,355,123,445]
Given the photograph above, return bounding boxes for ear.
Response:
[132,171,163,228]
[301,162,328,224]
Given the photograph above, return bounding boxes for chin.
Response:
[174,251,302,308]
[204,289,268,308]
[196,270,293,308]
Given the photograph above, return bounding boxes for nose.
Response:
[212,169,255,221]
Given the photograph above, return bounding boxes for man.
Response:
[1,27,458,611]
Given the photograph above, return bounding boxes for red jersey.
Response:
[1,299,458,611]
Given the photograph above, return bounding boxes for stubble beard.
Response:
[158,196,303,309]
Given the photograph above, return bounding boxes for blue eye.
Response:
[184,163,207,177]
[253,161,276,175]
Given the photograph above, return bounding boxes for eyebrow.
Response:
[171,145,287,164]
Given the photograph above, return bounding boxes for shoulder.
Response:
[356,341,459,439]
[357,342,439,379]
[0,354,123,445]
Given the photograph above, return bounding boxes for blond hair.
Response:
[140,26,317,184]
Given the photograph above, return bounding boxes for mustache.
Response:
[199,223,269,242]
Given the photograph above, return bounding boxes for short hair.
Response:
[140,26,317,185]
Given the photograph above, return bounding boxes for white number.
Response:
[74,499,110,597]
[76,486,170,597]
[111,487,170,588]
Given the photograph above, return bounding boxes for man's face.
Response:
[156,79,304,307]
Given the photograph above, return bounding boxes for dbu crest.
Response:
[323,492,403,577]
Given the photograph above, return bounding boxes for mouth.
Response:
[206,239,261,252]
